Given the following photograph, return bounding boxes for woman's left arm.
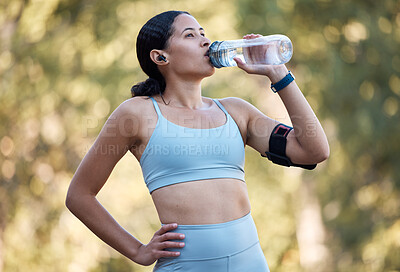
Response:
[235,54,329,165]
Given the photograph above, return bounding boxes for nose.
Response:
[202,37,211,47]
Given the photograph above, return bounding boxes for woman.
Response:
[66,10,329,271]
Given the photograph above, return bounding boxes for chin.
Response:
[204,66,215,77]
[194,67,215,80]
[205,68,215,77]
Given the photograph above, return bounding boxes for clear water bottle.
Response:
[208,34,293,68]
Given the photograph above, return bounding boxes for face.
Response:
[162,14,215,79]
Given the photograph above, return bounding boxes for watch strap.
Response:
[271,71,295,93]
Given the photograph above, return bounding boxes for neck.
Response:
[161,79,204,109]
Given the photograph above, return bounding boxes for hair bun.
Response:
[131,77,165,97]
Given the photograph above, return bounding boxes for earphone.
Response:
[157,55,167,62]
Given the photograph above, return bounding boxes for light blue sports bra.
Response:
[139,97,245,193]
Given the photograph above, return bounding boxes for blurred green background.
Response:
[1,0,399,271]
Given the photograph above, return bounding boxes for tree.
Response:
[235,0,400,271]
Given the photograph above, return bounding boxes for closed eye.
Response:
[185,33,206,38]
[182,27,206,37]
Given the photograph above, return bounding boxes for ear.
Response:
[150,49,169,65]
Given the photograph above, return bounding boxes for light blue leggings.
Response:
[153,212,270,272]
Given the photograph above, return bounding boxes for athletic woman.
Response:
[66,10,329,272]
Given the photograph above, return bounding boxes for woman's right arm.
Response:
[65,100,185,266]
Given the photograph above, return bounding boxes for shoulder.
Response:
[214,96,271,130]
[109,96,156,121]
[102,96,157,138]
[216,97,255,110]
[217,96,267,118]
[214,97,259,119]
[114,96,152,114]
[212,97,256,138]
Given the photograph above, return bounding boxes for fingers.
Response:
[155,224,185,240]
[234,57,257,74]
[154,248,181,258]
[151,240,185,259]
[155,223,178,235]
[135,224,186,265]
[159,241,186,250]
[151,224,185,258]
[242,34,264,65]
[243,33,262,39]
[234,57,246,69]
[234,59,272,76]
[158,232,185,242]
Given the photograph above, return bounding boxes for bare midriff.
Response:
[151,178,251,225]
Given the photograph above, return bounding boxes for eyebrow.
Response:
[181,27,204,34]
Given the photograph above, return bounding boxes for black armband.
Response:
[261,124,317,170]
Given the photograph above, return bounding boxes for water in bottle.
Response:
[208,34,293,68]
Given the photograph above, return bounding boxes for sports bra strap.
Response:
[213,99,229,116]
[149,96,162,117]
[150,97,229,119]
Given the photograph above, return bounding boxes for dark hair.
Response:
[131,10,190,98]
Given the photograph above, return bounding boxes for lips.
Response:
[205,50,209,57]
